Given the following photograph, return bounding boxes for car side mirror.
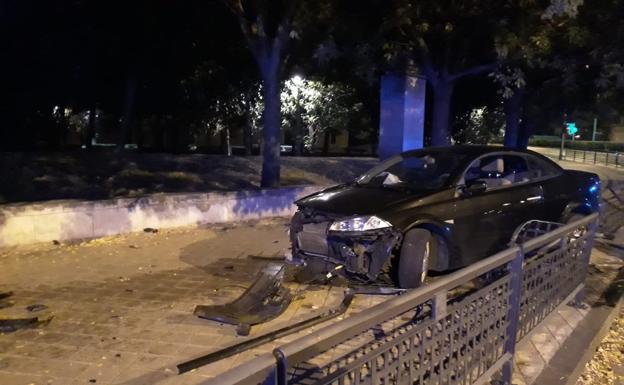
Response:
[464,180,488,195]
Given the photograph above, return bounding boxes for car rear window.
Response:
[524,154,562,178]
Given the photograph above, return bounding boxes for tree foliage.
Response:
[281,79,365,152]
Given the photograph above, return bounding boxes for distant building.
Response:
[609,123,624,142]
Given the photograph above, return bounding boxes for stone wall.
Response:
[0,185,325,247]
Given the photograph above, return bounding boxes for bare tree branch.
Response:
[449,62,498,81]
[221,0,262,58]
[273,0,300,55]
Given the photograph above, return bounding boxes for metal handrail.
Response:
[200,212,599,385]
[274,247,518,364]
[521,212,597,250]
[276,213,597,366]
[201,352,275,385]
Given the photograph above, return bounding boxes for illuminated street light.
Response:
[291,74,304,87]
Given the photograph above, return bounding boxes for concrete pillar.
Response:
[378,71,426,160]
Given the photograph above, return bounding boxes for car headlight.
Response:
[329,216,392,232]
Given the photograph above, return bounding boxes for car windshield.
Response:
[356,151,469,190]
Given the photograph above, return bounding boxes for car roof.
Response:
[401,145,542,158]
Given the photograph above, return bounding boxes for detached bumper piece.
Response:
[194,264,292,335]
[178,289,354,374]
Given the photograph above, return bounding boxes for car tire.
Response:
[397,229,432,289]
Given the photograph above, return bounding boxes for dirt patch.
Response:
[0,153,376,204]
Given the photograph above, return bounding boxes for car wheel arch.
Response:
[561,201,594,222]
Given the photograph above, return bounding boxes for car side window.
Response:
[502,155,531,183]
[463,155,530,189]
[524,155,561,179]
[464,155,508,189]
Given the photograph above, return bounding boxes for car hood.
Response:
[295,184,434,216]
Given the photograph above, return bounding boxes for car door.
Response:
[450,154,544,267]
[523,154,566,222]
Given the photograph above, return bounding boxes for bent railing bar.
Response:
[273,246,519,367]
[202,213,598,385]
[521,213,597,251]
[272,214,598,385]
[575,214,599,307]
[502,247,524,384]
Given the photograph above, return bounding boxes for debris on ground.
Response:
[143,228,159,233]
[576,305,624,385]
[178,289,354,374]
[0,293,53,332]
[194,263,291,335]
[25,304,48,312]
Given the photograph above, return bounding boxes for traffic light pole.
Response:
[559,129,566,160]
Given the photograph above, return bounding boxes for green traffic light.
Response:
[566,122,578,136]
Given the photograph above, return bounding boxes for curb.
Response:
[563,292,624,385]
[0,185,327,248]
[532,278,624,385]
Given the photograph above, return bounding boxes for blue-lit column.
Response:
[378,71,426,160]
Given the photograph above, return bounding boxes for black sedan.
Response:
[289,145,600,288]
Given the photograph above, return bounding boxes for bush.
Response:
[529,138,624,152]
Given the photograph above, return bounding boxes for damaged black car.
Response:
[289,145,600,288]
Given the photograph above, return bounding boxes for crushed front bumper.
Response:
[289,210,401,282]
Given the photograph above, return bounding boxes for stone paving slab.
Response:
[0,218,371,385]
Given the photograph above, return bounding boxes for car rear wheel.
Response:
[397,229,432,289]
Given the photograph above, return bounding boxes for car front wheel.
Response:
[397,228,432,289]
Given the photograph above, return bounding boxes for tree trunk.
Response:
[323,130,330,155]
[260,61,281,188]
[243,117,253,156]
[54,104,67,150]
[155,118,165,152]
[504,90,523,148]
[117,74,137,152]
[85,106,96,149]
[293,105,304,156]
[517,111,535,149]
[430,81,453,146]
[221,127,232,156]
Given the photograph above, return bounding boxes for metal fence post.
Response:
[502,248,524,385]
[594,151,597,164]
[432,292,448,321]
[617,153,620,168]
[573,150,576,161]
[583,151,586,163]
[574,217,599,307]
[606,152,609,166]
[273,349,288,385]
[261,368,278,385]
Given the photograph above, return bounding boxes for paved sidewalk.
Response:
[0,218,374,385]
